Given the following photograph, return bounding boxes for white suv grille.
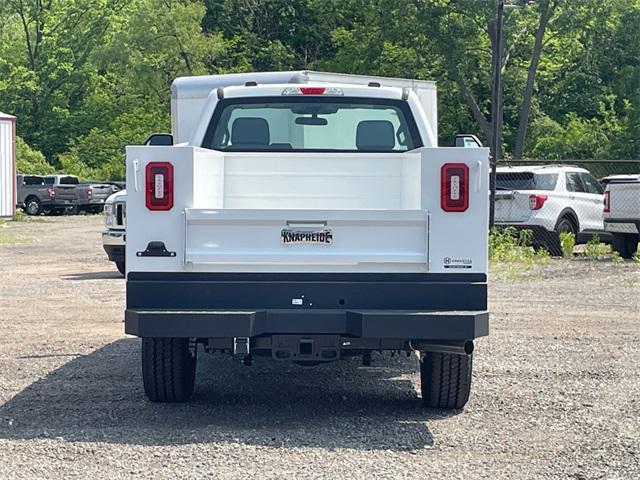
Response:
[115,202,126,228]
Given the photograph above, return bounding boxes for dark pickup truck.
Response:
[77,181,115,213]
[17,174,80,215]
[16,174,114,215]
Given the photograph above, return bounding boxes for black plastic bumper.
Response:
[125,272,488,341]
[104,244,125,263]
[125,308,488,339]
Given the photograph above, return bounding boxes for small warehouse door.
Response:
[0,112,16,218]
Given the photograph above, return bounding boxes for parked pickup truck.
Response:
[103,190,127,274]
[78,182,114,213]
[17,174,81,215]
[124,71,489,409]
[604,174,640,258]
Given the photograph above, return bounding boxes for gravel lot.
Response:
[0,215,638,479]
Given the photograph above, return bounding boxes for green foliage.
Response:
[559,231,576,258]
[12,210,28,222]
[16,136,56,175]
[581,235,611,259]
[489,227,549,264]
[610,251,624,264]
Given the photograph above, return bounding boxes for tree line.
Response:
[1,0,638,180]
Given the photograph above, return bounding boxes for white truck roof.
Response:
[170,71,438,146]
[497,165,589,175]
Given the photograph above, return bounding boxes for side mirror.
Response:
[454,134,482,148]
[144,133,173,146]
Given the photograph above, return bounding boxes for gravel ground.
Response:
[0,215,638,479]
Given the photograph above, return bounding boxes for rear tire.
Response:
[115,261,125,276]
[611,233,639,259]
[142,338,197,403]
[24,197,41,216]
[420,352,472,409]
[549,216,577,256]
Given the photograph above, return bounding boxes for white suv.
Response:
[495,165,606,255]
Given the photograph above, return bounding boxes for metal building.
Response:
[0,112,16,218]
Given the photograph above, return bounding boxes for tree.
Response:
[16,136,55,174]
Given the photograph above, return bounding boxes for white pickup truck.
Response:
[604,174,640,258]
[124,71,489,409]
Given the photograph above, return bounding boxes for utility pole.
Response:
[489,0,504,228]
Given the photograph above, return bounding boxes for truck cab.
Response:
[124,71,489,409]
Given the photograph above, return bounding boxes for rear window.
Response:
[202,96,423,153]
[497,172,558,191]
[59,176,79,185]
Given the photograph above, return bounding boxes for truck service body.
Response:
[124,71,489,408]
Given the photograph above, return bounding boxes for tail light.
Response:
[47,188,55,198]
[145,162,174,211]
[441,163,469,212]
[603,191,610,212]
[529,194,548,210]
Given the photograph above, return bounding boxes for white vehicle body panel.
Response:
[126,146,488,274]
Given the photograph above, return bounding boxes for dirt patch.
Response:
[0,216,638,479]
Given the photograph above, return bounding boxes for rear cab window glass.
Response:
[496,172,558,191]
[202,97,423,153]
[59,176,79,185]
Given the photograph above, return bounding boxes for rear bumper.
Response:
[125,308,488,340]
[81,200,108,207]
[605,219,640,235]
[125,272,488,341]
[103,230,126,262]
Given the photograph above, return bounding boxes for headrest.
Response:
[231,117,270,146]
[356,120,395,151]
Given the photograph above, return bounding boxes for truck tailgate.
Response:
[185,209,428,267]
[605,179,640,220]
[55,185,78,202]
[90,184,113,202]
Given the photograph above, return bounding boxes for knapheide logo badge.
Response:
[281,229,333,245]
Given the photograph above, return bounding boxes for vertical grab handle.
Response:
[476,160,482,192]
[133,159,140,192]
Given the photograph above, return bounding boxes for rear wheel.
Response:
[420,352,472,409]
[24,197,41,216]
[548,216,576,256]
[115,261,125,276]
[611,233,639,259]
[142,338,197,402]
